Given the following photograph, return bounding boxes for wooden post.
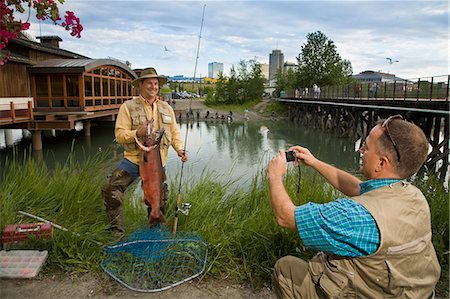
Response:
[10,102,15,122]
[28,101,34,120]
[31,130,43,151]
[84,120,91,137]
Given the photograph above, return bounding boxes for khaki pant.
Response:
[272,255,324,299]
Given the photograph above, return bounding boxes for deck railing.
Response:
[0,99,34,124]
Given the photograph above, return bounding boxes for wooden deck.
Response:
[0,98,119,130]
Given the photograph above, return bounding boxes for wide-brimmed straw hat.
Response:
[132,67,168,87]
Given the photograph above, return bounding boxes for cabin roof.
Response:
[28,58,138,79]
[9,37,89,60]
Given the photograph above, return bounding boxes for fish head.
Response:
[142,124,165,147]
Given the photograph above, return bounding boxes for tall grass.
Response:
[0,155,448,291]
[0,150,115,272]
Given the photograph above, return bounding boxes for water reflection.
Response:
[168,120,361,187]
[0,120,361,187]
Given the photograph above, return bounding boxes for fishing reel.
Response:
[180,203,192,216]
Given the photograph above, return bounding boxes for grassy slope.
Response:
[0,145,448,296]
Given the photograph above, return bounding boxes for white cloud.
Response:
[21,0,448,78]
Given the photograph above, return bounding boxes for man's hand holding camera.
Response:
[268,150,290,179]
[269,146,319,176]
[287,146,318,167]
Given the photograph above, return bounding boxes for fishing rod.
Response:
[18,210,103,246]
[173,4,206,235]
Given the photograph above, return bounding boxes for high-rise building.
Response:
[208,62,224,79]
[269,49,284,84]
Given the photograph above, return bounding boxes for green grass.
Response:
[0,155,448,295]
[205,99,261,113]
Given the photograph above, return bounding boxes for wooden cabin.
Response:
[28,59,137,112]
[0,34,137,126]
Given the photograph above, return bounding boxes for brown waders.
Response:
[102,169,169,233]
[101,169,133,233]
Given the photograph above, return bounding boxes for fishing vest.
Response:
[308,181,440,298]
[122,97,175,162]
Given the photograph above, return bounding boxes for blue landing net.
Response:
[100,226,207,292]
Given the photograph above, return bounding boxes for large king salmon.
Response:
[135,122,167,226]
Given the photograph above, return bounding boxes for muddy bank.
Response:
[0,272,275,299]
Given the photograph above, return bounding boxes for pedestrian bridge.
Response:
[278,75,449,182]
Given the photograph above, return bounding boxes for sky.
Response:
[22,0,449,80]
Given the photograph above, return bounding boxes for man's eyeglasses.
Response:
[381,114,403,162]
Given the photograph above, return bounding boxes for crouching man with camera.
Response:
[268,116,440,299]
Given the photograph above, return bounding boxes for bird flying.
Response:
[386,57,399,64]
[164,46,170,52]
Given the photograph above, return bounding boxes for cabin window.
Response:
[116,80,121,96]
[50,75,64,97]
[102,78,109,97]
[66,75,79,97]
[68,99,79,107]
[122,81,126,96]
[110,79,115,96]
[52,99,64,107]
[94,77,101,97]
[36,76,49,97]
[84,76,93,96]
[36,99,49,107]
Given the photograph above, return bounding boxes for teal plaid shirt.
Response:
[295,179,400,257]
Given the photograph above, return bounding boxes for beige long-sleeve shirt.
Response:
[114,96,183,165]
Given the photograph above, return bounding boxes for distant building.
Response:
[260,63,269,81]
[208,62,224,79]
[352,70,405,83]
[269,49,284,86]
[167,75,203,83]
[283,61,298,73]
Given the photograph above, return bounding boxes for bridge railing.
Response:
[320,75,449,101]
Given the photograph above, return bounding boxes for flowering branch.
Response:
[0,0,83,65]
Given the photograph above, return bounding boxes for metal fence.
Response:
[319,75,449,101]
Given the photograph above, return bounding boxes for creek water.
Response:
[0,119,361,188]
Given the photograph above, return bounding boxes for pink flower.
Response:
[21,22,30,30]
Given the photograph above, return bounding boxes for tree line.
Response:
[207,31,354,105]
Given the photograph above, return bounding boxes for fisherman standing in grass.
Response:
[102,67,188,235]
[268,115,440,298]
